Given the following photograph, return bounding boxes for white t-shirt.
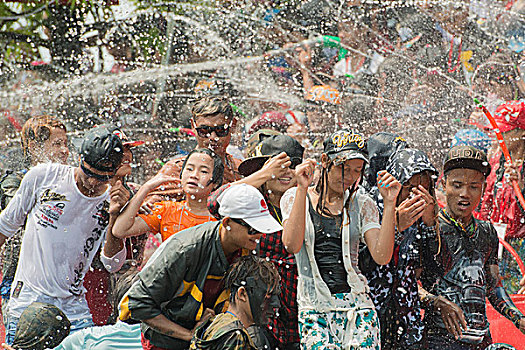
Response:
[0,163,110,320]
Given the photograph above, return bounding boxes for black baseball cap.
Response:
[238,134,305,176]
[324,129,368,165]
[443,145,491,177]
[80,125,124,172]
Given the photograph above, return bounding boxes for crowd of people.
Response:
[0,92,522,350]
[0,1,524,350]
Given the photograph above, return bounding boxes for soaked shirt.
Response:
[308,201,351,294]
[139,200,215,242]
[421,210,499,336]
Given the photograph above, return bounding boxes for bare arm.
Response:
[112,174,176,239]
[144,314,193,341]
[486,264,525,333]
[103,180,131,258]
[235,152,291,188]
[144,308,215,342]
[282,160,315,254]
[364,171,401,265]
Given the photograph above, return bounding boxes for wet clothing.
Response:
[120,221,236,349]
[365,223,434,349]
[420,210,524,347]
[0,164,118,323]
[151,153,242,199]
[190,312,256,350]
[209,184,301,347]
[298,292,380,350]
[309,201,350,294]
[280,187,381,349]
[0,170,26,320]
[55,322,142,350]
[365,148,438,349]
[139,200,215,242]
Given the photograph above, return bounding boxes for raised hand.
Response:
[144,173,180,192]
[295,159,316,189]
[109,180,131,216]
[260,152,292,179]
[412,185,437,227]
[396,193,426,232]
[377,170,401,205]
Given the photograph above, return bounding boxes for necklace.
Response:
[269,202,282,226]
[442,210,476,238]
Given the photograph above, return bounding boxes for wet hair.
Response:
[109,267,139,325]
[224,255,280,305]
[20,115,67,160]
[315,156,364,217]
[180,148,224,190]
[191,95,234,121]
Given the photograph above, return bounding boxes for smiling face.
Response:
[324,157,365,194]
[181,152,216,199]
[443,168,485,222]
[265,166,297,199]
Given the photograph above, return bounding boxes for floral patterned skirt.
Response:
[298,292,380,350]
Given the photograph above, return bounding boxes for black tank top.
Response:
[308,196,351,294]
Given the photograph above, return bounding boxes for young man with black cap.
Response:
[0,125,127,344]
[419,145,525,349]
[119,184,282,350]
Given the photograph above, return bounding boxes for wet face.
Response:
[325,157,364,194]
[181,152,215,199]
[226,218,263,252]
[399,171,432,203]
[265,166,297,198]
[36,127,69,164]
[191,114,233,156]
[115,146,133,178]
[443,168,485,222]
[77,161,115,196]
[246,280,280,326]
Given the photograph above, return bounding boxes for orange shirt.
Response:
[139,200,216,242]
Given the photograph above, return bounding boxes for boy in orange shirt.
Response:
[112,148,223,242]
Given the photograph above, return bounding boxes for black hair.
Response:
[315,156,364,217]
[180,148,224,190]
[224,255,280,305]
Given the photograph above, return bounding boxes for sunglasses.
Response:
[194,122,232,138]
[231,218,259,235]
[81,162,114,182]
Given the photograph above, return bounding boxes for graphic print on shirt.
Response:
[37,189,69,230]
[69,200,109,296]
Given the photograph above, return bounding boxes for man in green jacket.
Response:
[190,255,281,350]
[119,184,283,349]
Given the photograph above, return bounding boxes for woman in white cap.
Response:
[281,129,401,349]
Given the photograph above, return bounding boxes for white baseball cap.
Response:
[218,184,283,234]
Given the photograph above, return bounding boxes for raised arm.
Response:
[363,170,401,265]
[282,160,315,254]
[235,152,291,188]
[112,173,178,239]
[102,179,131,272]
[486,264,525,334]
